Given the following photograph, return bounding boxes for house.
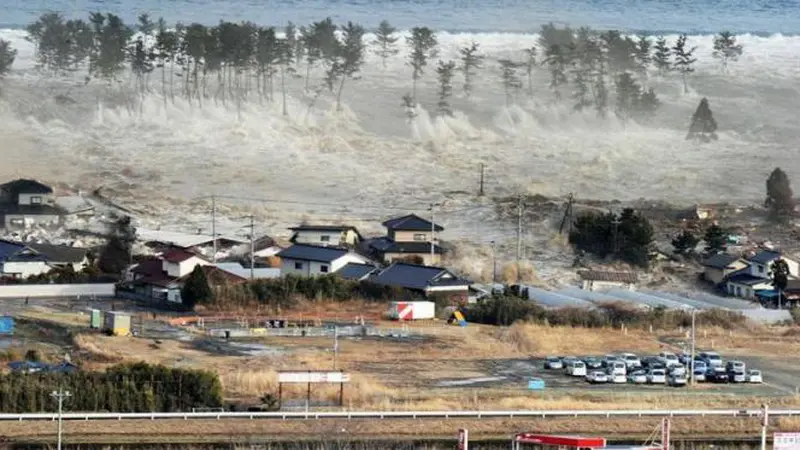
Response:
[136,227,248,260]
[336,263,379,281]
[370,214,445,265]
[277,244,370,277]
[701,253,749,285]
[162,248,210,278]
[27,243,89,271]
[212,262,281,280]
[578,270,638,292]
[0,179,63,228]
[0,239,89,279]
[368,262,471,300]
[289,225,362,247]
[725,269,773,300]
[745,249,800,278]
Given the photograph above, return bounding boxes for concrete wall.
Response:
[581,280,635,292]
[4,214,61,228]
[1,261,50,279]
[0,284,115,298]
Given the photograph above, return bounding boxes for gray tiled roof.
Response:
[749,250,782,265]
[370,262,470,291]
[0,179,53,195]
[336,263,378,280]
[382,214,443,232]
[28,243,88,264]
[701,253,740,269]
[578,270,638,283]
[277,244,349,263]
[727,271,770,286]
[370,237,445,254]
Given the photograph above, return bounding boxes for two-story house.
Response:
[0,239,90,279]
[277,244,370,277]
[369,214,445,265]
[0,179,63,228]
[288,225,362,247]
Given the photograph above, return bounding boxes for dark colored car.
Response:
[707,368,729,383]
[583,357,603,369]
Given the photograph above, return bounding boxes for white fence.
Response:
[0,284,115,298]
[0,408,790,421]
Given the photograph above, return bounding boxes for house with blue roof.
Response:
[719,249,800,300]
[336,263,379,281]
[0,239,90,279]
[369,213,446,266]
[368,262,471,299]
[277,244,371,277]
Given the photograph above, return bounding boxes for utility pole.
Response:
[51,388,71,450]
[211,195,217,263]
[491,240,497,283]
[333,325,339,370]
[761,403,769,450]
[690,308,696,386]
[478,163,485,196]
[611,213,621,254]
[246,215,255,281]
[516,194,523,278]
[430,203,436,264]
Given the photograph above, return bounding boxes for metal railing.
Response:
[0,408,793,422]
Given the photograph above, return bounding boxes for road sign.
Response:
[278,371,350,383]
[775,433,800,450]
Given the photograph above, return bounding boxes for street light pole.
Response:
[690,308,696,386]
[51,388,71,450]
[491,240,497,284]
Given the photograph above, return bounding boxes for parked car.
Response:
[730,370,747,383]
[678,353,692,366]
[641,356,659,368]
[748,370,763,383]
[707,367,729,383]
[609,372,626,384]
[692,369,706,382]
[647,369,667,384]
[606,361,627,377]
[657,352,680,367]
[586,371,609,384]
[544,356,563,370]
[628,370,648,384]
[700,351,723,368]
[566,361,587,377]
[726,360,746,374]
[669,364,687,376]
[692,360,708,373]
[667,372,687,387]
[602,354,620,368]
[583,357,603,369]
[622,353,642,369]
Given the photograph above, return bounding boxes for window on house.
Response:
[413,233,426,241]
[758,265,765,273]
[30,196,42,204]
[736,286,742,296]
[9,219,23,226]
[320,235,330,242]
[320,265,329,273]
[294,262,303,270]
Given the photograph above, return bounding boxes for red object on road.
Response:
[513,433,607,448]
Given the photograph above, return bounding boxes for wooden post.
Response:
[339,381,344,407]
[278,382,282,409]
[479,164,485,196]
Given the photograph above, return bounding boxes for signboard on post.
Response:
[774,433,800,450]
[278,372,350,383]
[457,428,468,450]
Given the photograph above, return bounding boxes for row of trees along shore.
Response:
[0,16,744,122]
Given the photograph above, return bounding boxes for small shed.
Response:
[89,309,102,329]
[103,312,131,336]
[578,270,638,292]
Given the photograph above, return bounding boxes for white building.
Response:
[277,244,370,277]
[746,250,800,278]
[288,225,362,247]
[579,270,638,292]
[161,248,209,278]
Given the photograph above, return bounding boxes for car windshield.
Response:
[547,357,559,361]
[625,355,637,360]
[665,354,677,360]
[575,362,585,367]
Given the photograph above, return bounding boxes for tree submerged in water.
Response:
[686,97,718,142]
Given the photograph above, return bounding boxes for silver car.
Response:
[544,356,563,370]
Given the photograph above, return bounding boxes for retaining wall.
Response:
[0,284,116,298]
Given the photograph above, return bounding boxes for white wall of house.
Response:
[163,256,208,278]
[167,288,182,303]
[749,257,800,278]
[726,280,773,300]
[581,280,635,292]
[17,193,53,206]
[704,260,748,285]
[1,261,50,278]
[281,253,369,277]
[293,230,345,246]
[390,230,434,243]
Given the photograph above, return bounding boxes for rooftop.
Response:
[212,263,281,280]
[369,237,445,254]
[578,270,638,284]
[727,270,770,286]
[336,263,378,281]
[289,224,359,232]
[137,228,248,249]
[27,243,88,263]
[370,262,470,291]
[131,259,164,277]
[162,248,203,264]
[382,214,443,232]
[749,250,783,265]
[0,179,53,195]
[701,253,741,269]
[277,244,350,263]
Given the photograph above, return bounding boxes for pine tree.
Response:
[331,21,365,111]
[276,35,295,116]
[773,258,790,306]
[712,31,743,74]
[0,40,16,79]
[765,168,795,218]
[523,46,536,97]
[634,35,652,81]
[703,224,728,254]
[435,59,455,116]
[459,41,483,97]
[593,62,608,118]
[686,97,718,141]
[181,265,213,310]
[636,87,660,117]
[372,20,399,68]
[498,59,523,106]
[614,72,642,122]
[544,44,568,99]
[406,27,438,103]
[98,215,136,276]
[671,230,699,255]
[652,36,671,74]
[672,34,696,94]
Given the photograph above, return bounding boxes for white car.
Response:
[566,361,587,377]
[609,373,626,384]
[700,351,723,368]
[668,373,687,387]
[657,351,680,367]
[586,371,609,384]
[544,356,563,370]
[730,370,747,383]
[692,370,706,382]
[748,370,763,383]
[669,364,687,376]
[647,369,667,384]
[622,353,642,369]
[628,371,648,384]
[606,361,627,377]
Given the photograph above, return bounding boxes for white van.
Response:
[566,361,587,377]
[606,361,627,376]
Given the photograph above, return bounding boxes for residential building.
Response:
[0,179,63,228]
[370,214,445,265]
[578,270,638,292]
[701,254,749,285]
[128,253,243,304]
[336,263,379,281]
[277,244,370,277]
[746,250,800,278]
[368,262,471,300]
[0,239,89,279]
[161,248,210,278]
[212,262,281,280]
[289,225,362,247]
[725,269,773,300]
[26,243,89,271]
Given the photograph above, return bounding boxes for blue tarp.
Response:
[8,361,78,373]
[0,316,14,335]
